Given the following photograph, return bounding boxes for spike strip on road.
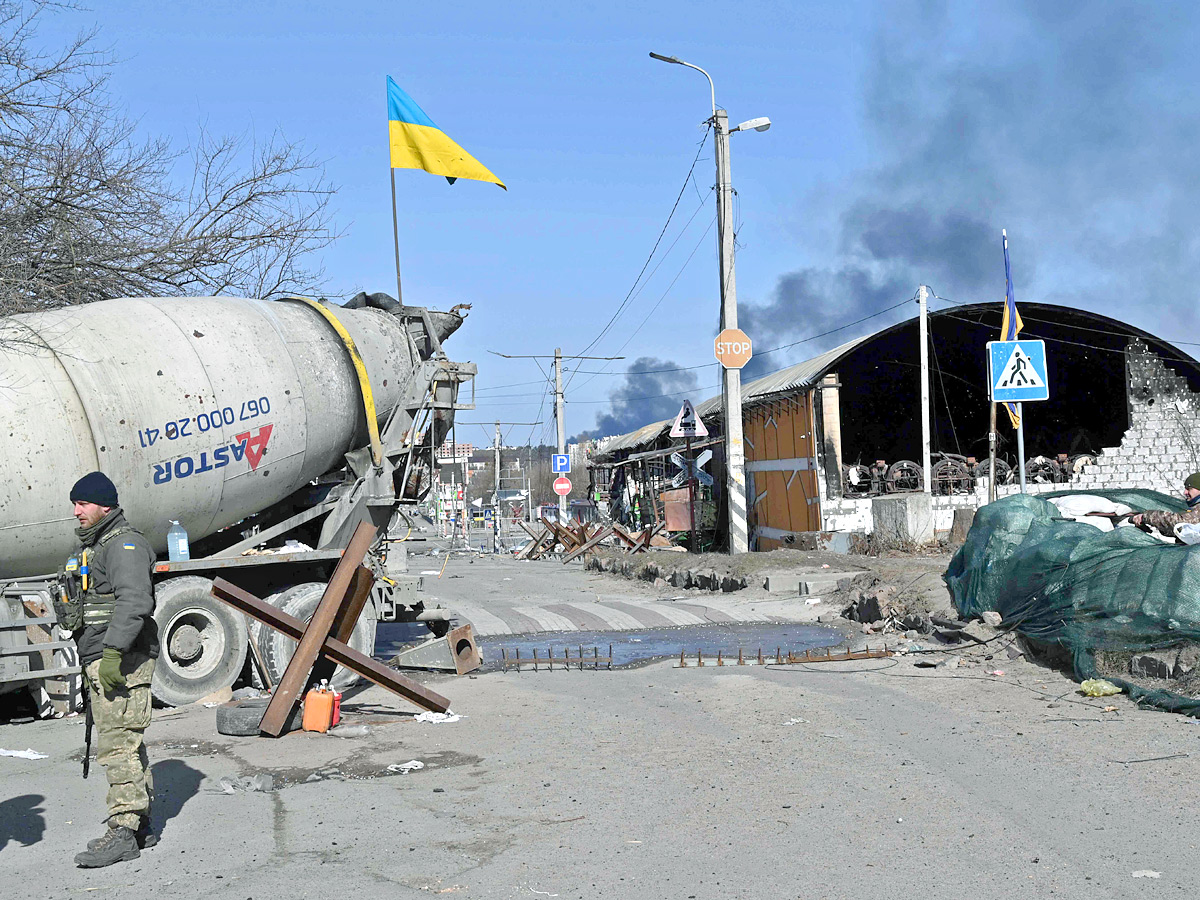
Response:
[500,645,613,672]
[676,645,893,668]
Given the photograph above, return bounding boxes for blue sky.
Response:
[40,1,1200,445]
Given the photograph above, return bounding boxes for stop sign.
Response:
[553,476,572,496]
[714,328,752,368]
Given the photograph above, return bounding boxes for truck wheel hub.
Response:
[170,624,203,662]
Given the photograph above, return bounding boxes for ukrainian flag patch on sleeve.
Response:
[123,543,137,550]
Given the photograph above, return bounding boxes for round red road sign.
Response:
[553,476,572,496]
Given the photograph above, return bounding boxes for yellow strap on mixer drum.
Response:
[286,297,384,467]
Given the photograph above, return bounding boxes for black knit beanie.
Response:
[70,471,119,508]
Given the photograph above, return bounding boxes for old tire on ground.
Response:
[257,582,377,692]
[214,697,302,736]
[152,576,249,707]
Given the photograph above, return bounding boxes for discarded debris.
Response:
[1131,871,1162,878]
[0,748,48,760]
[1080,679,1122,697]
[218,774,274,793]
[387,760,425,774]
[1110,753,1189,765]
[413,711,463,724]
[960,621,1000,644]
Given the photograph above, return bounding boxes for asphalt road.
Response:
[2,554,1197,899]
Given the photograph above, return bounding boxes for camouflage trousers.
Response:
[84,655,155,829]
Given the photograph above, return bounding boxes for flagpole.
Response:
[988,403,997,503]
[390,168,404,305]
[1016,402,1026,493]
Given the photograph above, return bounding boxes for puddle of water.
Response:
[378,620,848,671]
[474,622,845,670]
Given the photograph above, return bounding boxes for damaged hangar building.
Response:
[589,302,1200,549]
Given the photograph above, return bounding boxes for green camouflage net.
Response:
[944,489,1200,715]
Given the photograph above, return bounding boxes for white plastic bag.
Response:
[1174,523,1200,545]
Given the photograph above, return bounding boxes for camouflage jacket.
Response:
[1141,502,1200,539]
[69,510,159,665]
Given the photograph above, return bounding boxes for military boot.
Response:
[75,825,140,867]
[87,816,156,851]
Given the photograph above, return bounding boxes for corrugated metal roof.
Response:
[694,334,872,419]
[597,417,672,455]
[594,333,873,460]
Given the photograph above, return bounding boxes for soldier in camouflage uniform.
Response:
[1133,472,1200,538]
[61,472,160,868]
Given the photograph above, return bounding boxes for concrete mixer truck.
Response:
[0,293,476,708]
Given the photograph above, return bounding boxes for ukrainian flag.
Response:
[1000,229,1023,428]
[387,76,505,189]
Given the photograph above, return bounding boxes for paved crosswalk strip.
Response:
[447,597,813,636]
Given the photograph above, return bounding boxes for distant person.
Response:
[62,473,159,868]
[1132,472,1200,536]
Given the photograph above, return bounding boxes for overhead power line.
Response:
[567,124,713,369]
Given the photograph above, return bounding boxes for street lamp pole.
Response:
[713,109,748,554]
[651,52,764,554]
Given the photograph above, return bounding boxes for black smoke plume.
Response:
[575,357,701,440]
[741,1,1199,377]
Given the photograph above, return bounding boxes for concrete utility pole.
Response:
[650,52,768,555]
[918,284,932,494]
[493,421,501,553]
[714,108,749,554]
[555,347,567,519]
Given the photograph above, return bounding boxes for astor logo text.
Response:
[152,424,274,485]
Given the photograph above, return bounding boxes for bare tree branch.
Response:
[0,1,339,319]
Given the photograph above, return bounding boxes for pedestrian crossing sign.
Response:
[987,340,1049,402]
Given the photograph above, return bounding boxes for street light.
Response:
[650,51,770,555]
[732,117,771,133]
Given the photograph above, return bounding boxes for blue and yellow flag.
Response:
[387,76,505,189]
[1000,229,1023,428]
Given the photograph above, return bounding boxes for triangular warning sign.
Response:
[670,400,709,438]
[995,346,1045,390]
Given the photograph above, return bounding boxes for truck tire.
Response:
[152,576,249,707]
[214,697,302,736]
[248,586,294,689]
[257,582,377,692]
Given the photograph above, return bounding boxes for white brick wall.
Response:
[811,340,1200,535]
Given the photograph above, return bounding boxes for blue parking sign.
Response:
[552,453,570,474]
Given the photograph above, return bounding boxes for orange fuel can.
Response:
[302,685,335,734]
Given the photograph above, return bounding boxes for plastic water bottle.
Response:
[167,520,190,561]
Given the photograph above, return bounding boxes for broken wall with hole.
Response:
[812,341,1200,538]
[1000,340,1200,499]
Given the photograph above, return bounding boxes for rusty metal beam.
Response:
[562,525,613,563]
[258,522,378,736]
[210,577,450,717]
[310,563,375,686]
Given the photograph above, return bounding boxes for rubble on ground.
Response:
[585,552,750,592]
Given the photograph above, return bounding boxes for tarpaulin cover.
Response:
[944,490,1200,715]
